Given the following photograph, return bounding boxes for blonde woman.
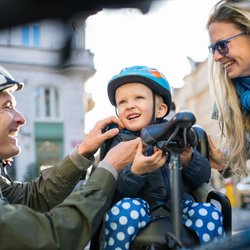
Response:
[207,0,250,177]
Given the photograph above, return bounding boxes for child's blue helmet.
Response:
[107,65,172,115]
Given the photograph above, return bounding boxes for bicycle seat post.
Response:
[168,149,183,243]
[140,111,196,246]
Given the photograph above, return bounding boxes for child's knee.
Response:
[104,198,151,249]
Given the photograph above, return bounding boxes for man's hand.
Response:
[78,116,124,157]
[104,138,141,173]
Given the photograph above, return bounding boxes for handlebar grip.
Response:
[191,125,209,160]
[141,111,196,146]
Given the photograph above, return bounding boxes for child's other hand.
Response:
[180,147,193,167]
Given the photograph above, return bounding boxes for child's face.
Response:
[115,82,167,131]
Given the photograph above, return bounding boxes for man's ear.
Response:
[156,103,168,118]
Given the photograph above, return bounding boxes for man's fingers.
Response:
[98,116,124,130]
[102,127,119,140]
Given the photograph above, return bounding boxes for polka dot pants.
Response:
[182,199,225,244]
[104,198,151,250]
[104,197,225,249]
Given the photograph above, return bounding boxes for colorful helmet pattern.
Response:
[0,65,23,93]
[107,65,172,115]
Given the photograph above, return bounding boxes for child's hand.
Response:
[180,147,193,167]
[131,142,167,175]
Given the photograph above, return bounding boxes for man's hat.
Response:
[0,65,23,93]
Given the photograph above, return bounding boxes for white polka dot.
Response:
[199,208,208,216]
[140,208,146,216]
[213,237,219,242]
[207,222,215,231]
[138,221,147,228]
[111,206,120,216]
[132,199,141,205]
[203,203,210,207]
[202,233,211,242]
[182,214,188,220]
[115,247,122,250]
[130,210,139,219]
[117,232,125,241]
[127,226,135,235]
[191,203,199,207]
[105,213,109,221]
[185,219,192,227]
[105,228,109,235]
[218,226,223,235]
[195,219,203,228]
[183,207,188,213]
[125,242,130,249]
[188,209,195,217]
[110,222,117,230]
[119,216,128,225]
[117,200,122,206]
[108,237,115,246]
[212,211,219,220]
[122,202,131,209]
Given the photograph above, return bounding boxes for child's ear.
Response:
[156,103,168,118]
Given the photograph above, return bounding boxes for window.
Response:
[22,24,40,47]
[69,23,77,49]
[35,86,61,119]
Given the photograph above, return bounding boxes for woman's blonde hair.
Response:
[207,0,250,177]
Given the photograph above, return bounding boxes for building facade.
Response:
[173,58,221,140]
[173,58,224,189]
[0,17,95,180]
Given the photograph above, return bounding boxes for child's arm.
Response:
[115,142,167,199]
[182,148,211,190]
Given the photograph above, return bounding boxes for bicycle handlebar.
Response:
[140,111,197,152]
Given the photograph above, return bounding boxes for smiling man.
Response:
[0,70,25,161]
[0,65,140,249]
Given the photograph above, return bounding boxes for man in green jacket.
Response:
[0,65,139,249]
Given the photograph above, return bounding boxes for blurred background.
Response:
[84,0,218,132]
[0,0,250,229]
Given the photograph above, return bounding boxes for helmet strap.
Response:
[115,107,119,118]
[151,93,157,124]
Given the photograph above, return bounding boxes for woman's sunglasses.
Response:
[208,31,249,56]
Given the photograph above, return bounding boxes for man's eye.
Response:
[4,103,13,109]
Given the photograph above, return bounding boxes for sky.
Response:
[84,0,219,132]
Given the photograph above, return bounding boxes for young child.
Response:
[103,66,225,249]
